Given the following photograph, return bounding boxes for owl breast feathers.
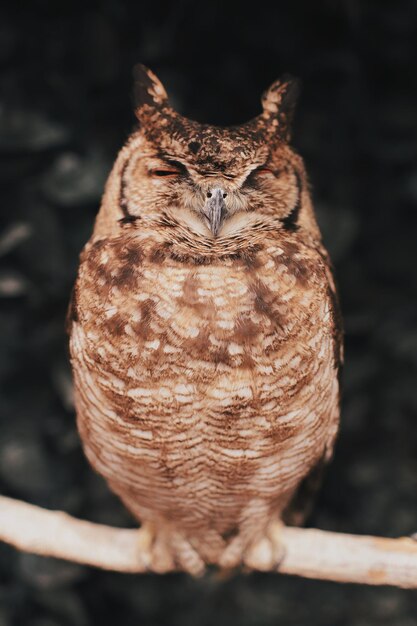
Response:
[69,65,342,575]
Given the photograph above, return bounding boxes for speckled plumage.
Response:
[69,65,342,574]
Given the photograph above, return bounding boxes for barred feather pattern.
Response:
[70,226,339,565]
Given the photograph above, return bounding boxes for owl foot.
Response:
[219,520,285,572]
[138,522,206,576]
[243,521,285,571]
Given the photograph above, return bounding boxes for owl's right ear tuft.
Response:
[261,75,300,141]
[133,64,168,115]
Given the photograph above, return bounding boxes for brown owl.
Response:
[68,65,342,575]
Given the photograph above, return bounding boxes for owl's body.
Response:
[69,66,342,574]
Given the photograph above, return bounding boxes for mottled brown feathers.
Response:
[69,65,341,573]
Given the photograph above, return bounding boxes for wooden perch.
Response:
[1,495,417,588]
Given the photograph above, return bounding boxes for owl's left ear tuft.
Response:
[261,75,300,141]
[133,64,169,114]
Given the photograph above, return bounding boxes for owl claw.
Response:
[218,520,285,572]
[137,523,205,576]
[244,520,286,571]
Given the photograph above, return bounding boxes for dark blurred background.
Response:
[1,1,417,624]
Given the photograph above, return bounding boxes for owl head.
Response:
[95,65,320,246]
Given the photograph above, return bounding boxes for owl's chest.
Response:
[75,235,332,435]
[72,236,337,514]
[77,236,325,383]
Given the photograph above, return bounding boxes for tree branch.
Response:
[1,495,417,587]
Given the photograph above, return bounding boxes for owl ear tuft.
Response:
[261,75,300,141]
[133,64,168,115]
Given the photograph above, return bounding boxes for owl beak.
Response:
[202,188,228,237]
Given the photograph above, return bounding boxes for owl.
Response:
[68,65,342,576]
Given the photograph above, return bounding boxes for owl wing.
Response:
[282,451,328,526]
[65,282,79,335]
[283,269,343,527]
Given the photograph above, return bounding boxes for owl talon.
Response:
[243,521,286,571]
[137,523,205,575]
[218,520,285,571]
[170,532,206,576]
[137,522,154,551]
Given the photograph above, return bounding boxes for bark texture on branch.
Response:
[1,495,417,588]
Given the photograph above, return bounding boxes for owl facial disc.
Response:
[202,188,228,236]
